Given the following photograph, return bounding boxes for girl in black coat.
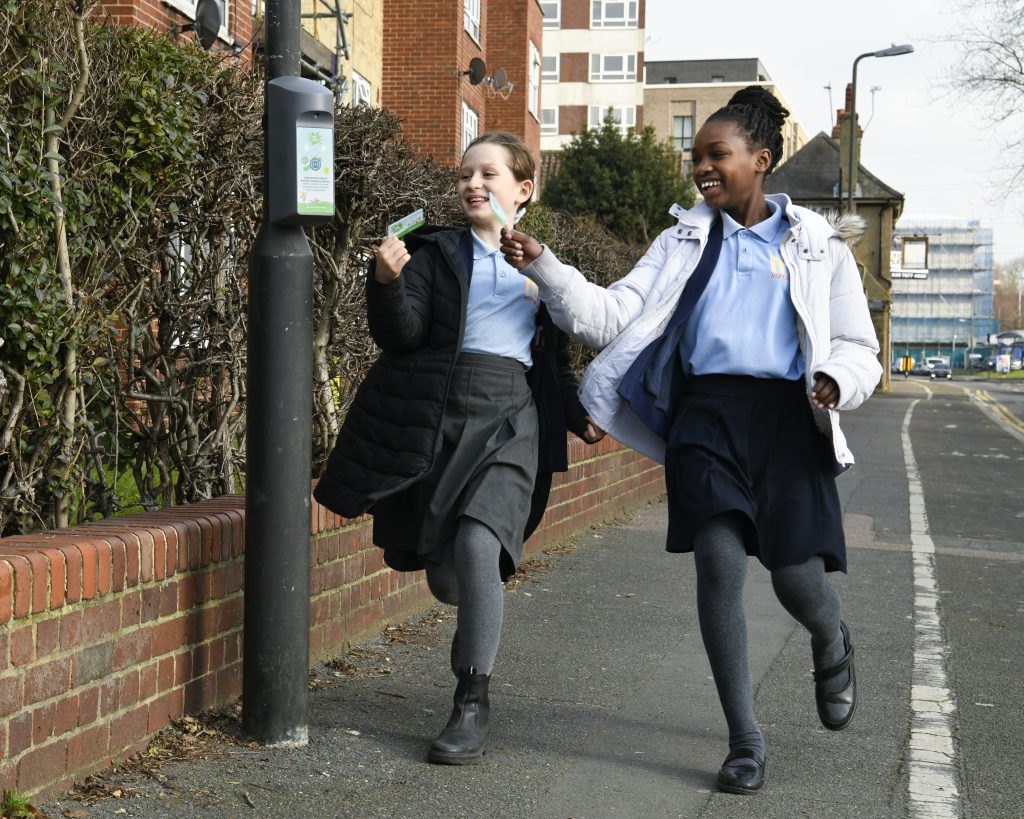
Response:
[314,132,603,764]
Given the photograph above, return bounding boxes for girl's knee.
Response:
[425,563,459,605]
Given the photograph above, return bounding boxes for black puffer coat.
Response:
[313,226,589,540]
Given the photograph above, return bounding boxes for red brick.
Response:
[140,662,157,699]
[196,516,213,566]
[141,586,161,622]
[81,599,120,644]
[0,673,22,718]
[0,631,7,673]
[55,694,79,736]
[119,669,140,708]
[113,629,151,671]
[148,688,183,733]
[99,679,118,716]
[109,705,148,754]
[175,650,193,686]
[5,555,32,618]
[0,560,11,624]
[8,711,31,755]
[121,589,142,627]
[60,546,82,604]
[10,625,33,666]
[151,618,187,658]
[36,616,59,657]
[80,542,100,599]
[209,566,227,600]
[16,738,66,793]
[78,686,99,726]
[95,538,113,596]
[66,722,110,772]
[33,702,57,745]
[158,656,175,692]
[24,657,71,706]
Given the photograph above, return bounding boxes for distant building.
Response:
[539,0,646,150]
[97,0,254,52]
[383,0,544,165]
[643,58,808,182]
[891,218,999,367]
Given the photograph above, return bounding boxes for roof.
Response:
[765,132,904,203]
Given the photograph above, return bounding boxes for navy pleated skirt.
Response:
[664,374,846,572]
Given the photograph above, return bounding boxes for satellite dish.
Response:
[490,67,508,91]
[465,57,487,85]
[193,0,222,50]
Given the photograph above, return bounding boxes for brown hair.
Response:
[463,131,536,205]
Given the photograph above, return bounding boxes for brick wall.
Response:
[0,437,663,802]
[482,0,542,154]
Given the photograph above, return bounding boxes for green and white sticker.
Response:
[297,126,334,216]
[387,208,425,238]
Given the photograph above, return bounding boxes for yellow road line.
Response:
[973,389,1024,437]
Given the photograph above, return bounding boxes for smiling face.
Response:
[690,119,771,217]
[458,143,533,231]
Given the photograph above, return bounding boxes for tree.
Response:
[541,116,695,245]
[994,258,1024,330]
[947,0,1024,188]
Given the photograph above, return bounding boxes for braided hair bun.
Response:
[707,85,790,175]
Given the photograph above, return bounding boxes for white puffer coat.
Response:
[521,193,882,469]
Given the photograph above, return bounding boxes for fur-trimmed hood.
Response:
[823,211,867,246]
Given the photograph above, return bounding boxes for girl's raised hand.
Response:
[810,373,840,410]
[373,236,411,283]
[500,227,543,270]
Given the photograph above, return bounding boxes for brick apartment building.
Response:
[539,0,646,150]
[382,0,544,165]
[96,0,255,54]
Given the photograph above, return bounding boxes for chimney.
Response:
[833,83,862,204]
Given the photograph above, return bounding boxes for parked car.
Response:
[929,365,953,380]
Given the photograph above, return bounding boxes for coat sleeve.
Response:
[814,240,882,411]
[366,248,435,354]
[553,328,590,438]
[520,232,671,350]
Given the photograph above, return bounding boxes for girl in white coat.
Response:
[501,86,881,794]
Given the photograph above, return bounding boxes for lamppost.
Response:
[952,334,957,369]
[846,44,914,213]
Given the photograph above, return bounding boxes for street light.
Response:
[846,44,914,212]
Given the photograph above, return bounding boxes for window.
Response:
[542,54,559,82]
[590,53,637,82]
[672,115,694,151]
[166,0,229,39]
[462,102,479,154]
[541,107,558,135]
[588,105,636,134]
[711,74,725,82]
[351,71,372,107]
[464,0,481,41]
[591,0,638,28]
[541,0,560,28]
[529,42,542,118]
[901,237,929,270]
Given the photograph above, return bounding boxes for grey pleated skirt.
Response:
[372,352,539,581]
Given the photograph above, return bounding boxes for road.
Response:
[41,378,1024,819]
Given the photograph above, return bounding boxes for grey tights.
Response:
[693,513,845,762]
[425,517,504,675]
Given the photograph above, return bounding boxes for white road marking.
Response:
[902,398,961,818]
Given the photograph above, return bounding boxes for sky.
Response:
[645,0,1024,264]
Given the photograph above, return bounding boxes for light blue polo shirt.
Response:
[461,229,540,366]
[679,201,804,380]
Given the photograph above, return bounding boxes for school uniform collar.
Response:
[720,199,787,242]
[470,228,502,260]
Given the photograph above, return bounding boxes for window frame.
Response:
[589,52,637,82]
[166,0,230,41]
[672,114,694,151]
[590,0,638,29]
[528,41,542,118]
[462,101,479,155]
[541,107,559,135]
[541,0,561,29]
[588,104,636,134]
[464,0,481,43]
[351,71,372,107]
[542,53,560,83]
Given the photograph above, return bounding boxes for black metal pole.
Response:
[243,0,312,745]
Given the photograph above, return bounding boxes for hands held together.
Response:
[499,228,543,270]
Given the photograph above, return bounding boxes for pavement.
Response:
[40,380,1023,819]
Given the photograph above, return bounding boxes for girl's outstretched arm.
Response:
[501,227,674,350]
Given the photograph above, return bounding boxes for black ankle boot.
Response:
[428,670,490,765]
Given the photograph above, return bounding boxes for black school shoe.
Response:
[716,748,766,794]
[813,620,857,731]
[427,670,490,765]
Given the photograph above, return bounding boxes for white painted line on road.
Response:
[902,398,961,818]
